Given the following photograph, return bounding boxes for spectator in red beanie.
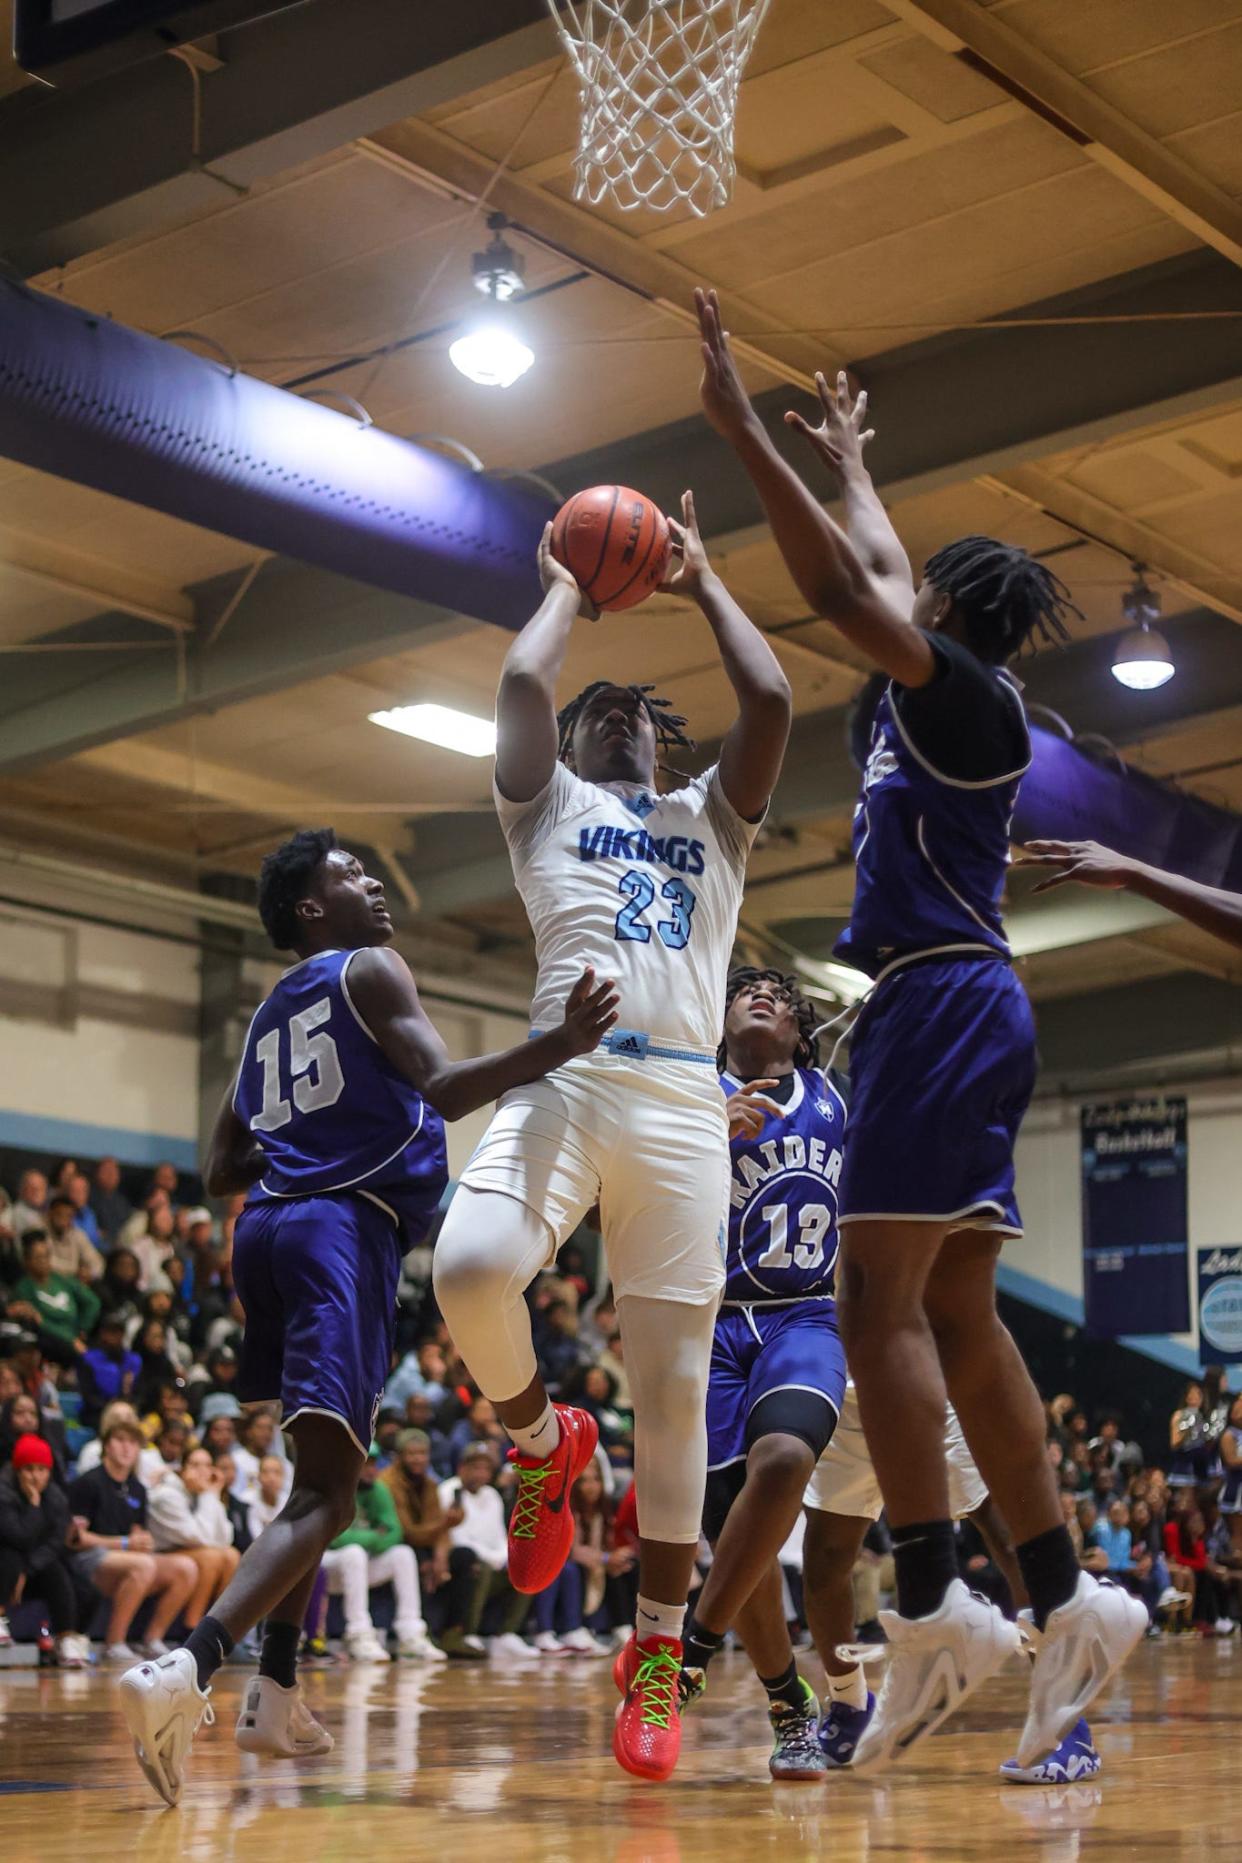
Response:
[0,1434,88,1666]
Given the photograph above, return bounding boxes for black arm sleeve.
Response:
[892,634,1029,782]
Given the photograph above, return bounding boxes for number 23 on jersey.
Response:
[614,869,697,949]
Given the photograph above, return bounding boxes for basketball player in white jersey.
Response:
[434,492,791,1781]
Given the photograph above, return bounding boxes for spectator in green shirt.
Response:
[10,1232,99,1357]
[320,1446,444,1664]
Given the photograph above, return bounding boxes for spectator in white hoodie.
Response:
[147,1444,239,1628]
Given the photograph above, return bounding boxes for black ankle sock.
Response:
[259,1619,301,1690]
[1016,1524,1081,1631]
[759,1659,805,1715]
[185,1614,234,1691]
[681,1616,726,1673]
[891,1519,958,1621]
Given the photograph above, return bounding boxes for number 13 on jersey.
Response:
[614,869,696,949]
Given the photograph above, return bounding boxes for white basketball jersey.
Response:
[496,761,761,1051]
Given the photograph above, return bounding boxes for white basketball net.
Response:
[546,0,771,217]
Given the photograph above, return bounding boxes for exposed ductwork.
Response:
[1017,727,1242,894]
[0,280,553,630]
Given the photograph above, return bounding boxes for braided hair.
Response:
[922,536,1081,664]
[717,965,820,1073]
[556,681,695,777]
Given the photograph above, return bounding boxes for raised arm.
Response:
[345,946,618,1121]
[662,489,790,819]
[495,528,596,804]
[695,287,933,690]
[1019,841,1242,954]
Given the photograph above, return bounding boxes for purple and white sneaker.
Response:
[1000,1718,1101,1785]
[817,1690,876,1768]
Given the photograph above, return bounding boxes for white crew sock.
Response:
[826,1664,868,1711]
[635,1595,685,1645]
[508,1400,561,1461]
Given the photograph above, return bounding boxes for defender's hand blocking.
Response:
[785,370,875,484]
[538,521,599,621]
[727,1077,787,1141]
[696,286,757,443]
[1018,839,1140,895]
[557,966,621,1058]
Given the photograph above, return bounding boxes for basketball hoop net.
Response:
[545,0,771,218]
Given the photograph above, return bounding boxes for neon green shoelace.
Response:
[510,1463,553,1540]
[633,1647,681,1728]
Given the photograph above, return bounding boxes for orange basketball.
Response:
[550,485,672,613]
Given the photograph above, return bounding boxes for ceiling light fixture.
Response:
[1110,565,1174,691]
[369,703,497,758]
[449,214,535,389]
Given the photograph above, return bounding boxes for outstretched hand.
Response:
[726,1077,787,1141]
[696,286,757,443]
[660,489,713,600]
[1017,840,1141,894]
[784,370,874,484]
[558,966,620,1057]
[538,522,599,621]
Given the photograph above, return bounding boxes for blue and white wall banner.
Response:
[1081,1096,1189,1336]
[1197,1246,1242,1365]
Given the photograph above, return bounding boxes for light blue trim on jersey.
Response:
[0,1107,198,1171]
[530,1026,716,1065]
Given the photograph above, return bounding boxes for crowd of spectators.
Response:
[0,1152,648,1667]
[2,1149,1238,1672]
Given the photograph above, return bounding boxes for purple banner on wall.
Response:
[1081,1096,1189,1337]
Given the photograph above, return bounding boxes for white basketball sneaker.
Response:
[344,1630,391,1664]
[1016,1573,1147,1767]
[235,1675,334,1757]
[396,1631,448,1664]
[850,1579,1022,1773]
[118,1647,215,1806]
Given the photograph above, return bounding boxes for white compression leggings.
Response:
[433,1186,716,1546]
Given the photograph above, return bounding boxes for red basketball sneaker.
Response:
[613,1634,684,1782]
[506,1406,599,1594]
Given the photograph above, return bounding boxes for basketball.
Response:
[550,484,672,612]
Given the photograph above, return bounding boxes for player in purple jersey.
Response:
[695,287,1145,1772]
[679,967,847,1780]
[120,829,617,1806]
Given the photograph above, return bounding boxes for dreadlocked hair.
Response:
[556,681,695,778]
[922,535,1081,664]
[257,827,337,952]
[717,966,820,1073]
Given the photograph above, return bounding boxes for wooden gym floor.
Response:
[2,1640,1238,1861]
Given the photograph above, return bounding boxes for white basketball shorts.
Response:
[803,1383,987,1521]
[458,1049,729,1306]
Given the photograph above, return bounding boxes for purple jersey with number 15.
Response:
[720,1067,845,1303]
[233,949,448,1238]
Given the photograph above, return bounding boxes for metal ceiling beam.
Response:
[0,558,466,774]
[361,121,839,390]
[0,528,196,632]
[540,251,1242,581]
[885,0,1242,270]
[0,1,556,274]
[979,466,1242,629]
[3,253,1239,776]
